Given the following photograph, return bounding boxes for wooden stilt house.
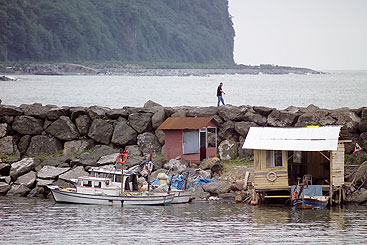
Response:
[242,126,349,203]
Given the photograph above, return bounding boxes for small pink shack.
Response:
[158,117,219,162]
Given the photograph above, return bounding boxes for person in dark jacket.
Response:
[217,82,225,106]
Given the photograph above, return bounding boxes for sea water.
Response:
[0,71,366,109]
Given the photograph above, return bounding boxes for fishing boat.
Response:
[291,183,329,209]
[48,154,174,206]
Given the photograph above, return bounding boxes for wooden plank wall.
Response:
[254,150,289,190]
[331,142,345,187]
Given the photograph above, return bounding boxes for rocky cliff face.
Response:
[1,101,367,197]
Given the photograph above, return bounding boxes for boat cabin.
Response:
[242,126,349,203]
[158,117,219,162]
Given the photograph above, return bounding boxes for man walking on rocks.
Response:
[217,82,225,106]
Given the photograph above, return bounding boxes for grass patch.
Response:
[73,148,93,158]
[222,157,254,173]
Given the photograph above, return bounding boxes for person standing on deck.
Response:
[217,82,225,106]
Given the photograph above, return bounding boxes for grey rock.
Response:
[106,108,129,120]
[10,158,40,181]
[88,119,113,144]
[331,109,361,133]
[137,132,161,159]
[8,184,31,196]
[243,108,267,126]
[59,166,88,182]
[359,109,367,132]
[70,107,87,121]
[42,156,72,167]
[253,106,274,117]
[0,123,11,137]
[0,136,14,154]
[171,109,186,117]
[111,121,137,146]
[218,121,237,141]
[151,109,166,129]
[36,178,54,187]
[202,181,231,195]
[218,105,246,121]
[163,159,187,174]
[97,153,119,166]
[79,145,118,167]
[0,182,11,196]
[75,115,91,136]
[46,107,67,120]
[186,106,218,117]
[155,129,165,145]
[125,145,141,156]
[144,100,163,110]
[268,109,298,127]
[46,116,80,140]
[0,105,23,117]
[87,106,109,120]
[28,186,48,197]
[26,135,63,155]
[12,115,43,135]
[199,157,222,170]
[14,171,37,188]
[19,103,51,119]
[129,113,152,133]
[234,121,257,137]
[18,135,31,154]
[295,109,335,127]
[218,139,238,160]
[37,166,70,179]
[63,140,94,156]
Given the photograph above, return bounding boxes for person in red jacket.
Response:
[217,82,225,106]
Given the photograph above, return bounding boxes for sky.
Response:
[228,0,367,70]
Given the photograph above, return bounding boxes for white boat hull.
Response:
[49,186,174,206]
[171,190,193,204]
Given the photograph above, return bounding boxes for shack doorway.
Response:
[200,130,207,161]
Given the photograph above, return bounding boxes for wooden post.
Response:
[121,167,124,194]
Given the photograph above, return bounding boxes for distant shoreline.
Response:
[1,63,322,76]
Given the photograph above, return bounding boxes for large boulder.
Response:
[186,107,218,117]
[14,171,37,188]
[0,182,11,196]
[75,115,91,136]
[106,108,129,120]
[97,153,119,166]
[12,115,43,135]
[253,106,274,117]
[10,158,40,181]
[0,136,15,154]
[331,109,361,133]
[218,139,238,160]
[26,135,63,155]
[87,106,110,120]
[359,109,367,132]
[243,109,267,126]
[78,145,119,167]
[295,109,336,127]
[163,158,187,174]
[59,166,89,183]
[0,123,11,137]
[218,105,246,121]
[46,116,80,141]
[8,184,31,197]
[155,129,165,145]
[63,139,94,156]
[70,107,87,121]
[0,105,23,117]
[19,103,51,119]
[37,166,70,179]
[202,181,231,195]
[129,113,152,133]
[0,163,10,175]
[18,135,31,154]
[46,107,67,120]
[218,121,237,141]
[137,132,162,158]
[151,109,166,129]
[267,109,298,127]
[88,119,113,145]
[111,121,137,146]
[234,121,257,137]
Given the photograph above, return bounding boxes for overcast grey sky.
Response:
[228,0,367,70]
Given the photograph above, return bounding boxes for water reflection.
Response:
[0,197,366,244]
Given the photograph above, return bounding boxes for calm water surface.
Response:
[0,71,366,109]
[0,196,366,244]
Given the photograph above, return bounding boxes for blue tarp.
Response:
[151,176,216,190]
[291,185,323,199]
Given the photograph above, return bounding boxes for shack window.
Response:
[266,150,283,168]
[183,130,199,154]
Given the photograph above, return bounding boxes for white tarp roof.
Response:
[242,126,342,151]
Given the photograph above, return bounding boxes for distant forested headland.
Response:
[0,0,235,65]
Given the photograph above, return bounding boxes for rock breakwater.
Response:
[0,100,366,200]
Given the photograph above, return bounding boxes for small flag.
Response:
[353,142,364,154]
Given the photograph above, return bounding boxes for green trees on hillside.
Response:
[0,0,234,64]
